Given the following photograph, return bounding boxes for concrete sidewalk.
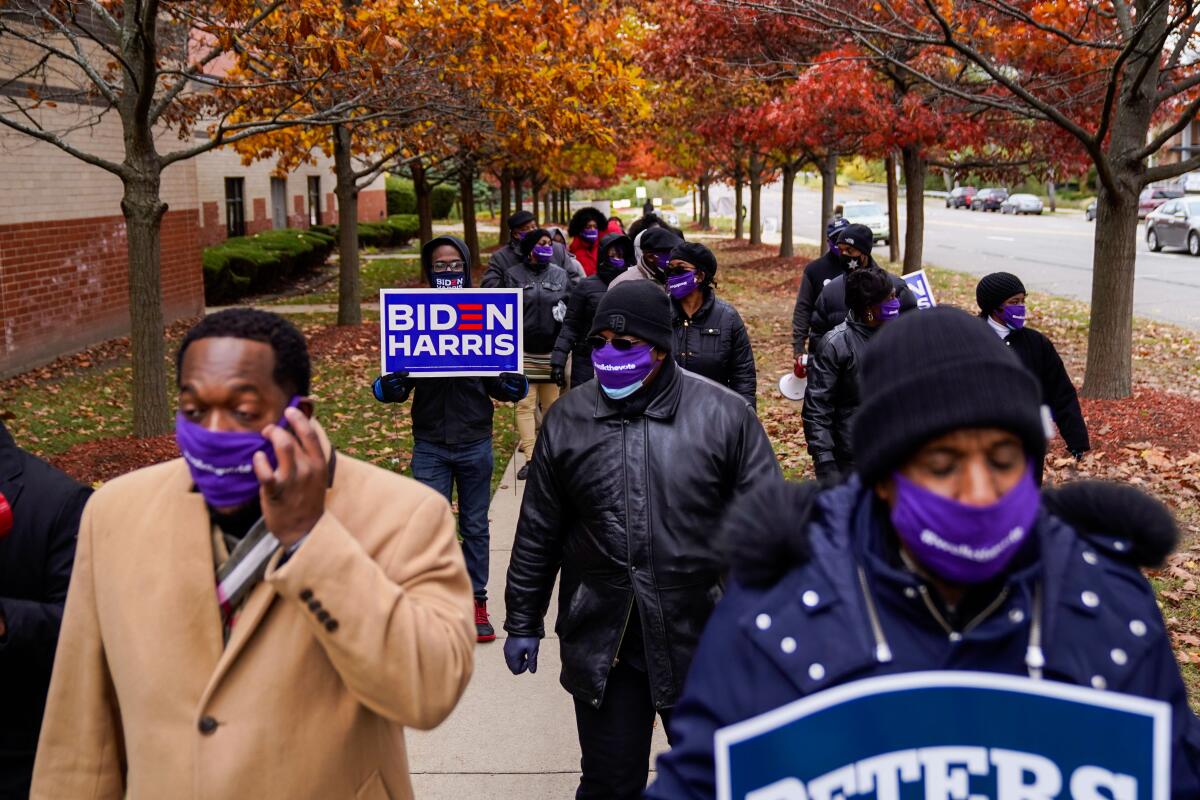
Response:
[407,452,670,798]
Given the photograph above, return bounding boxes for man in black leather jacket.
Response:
[803,266,897,485]
[503,282,780,800]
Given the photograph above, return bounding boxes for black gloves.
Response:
[549,365,566,388]
[496,372,529,402]
[813,460,843,488]
[372,371,414,403]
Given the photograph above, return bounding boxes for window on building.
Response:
[271,177,288,230]
[224,177,246,238]
[307,177,321,227]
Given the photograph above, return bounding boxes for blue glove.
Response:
[372,371,413,403]
[503,636,540,675]
[497,372,529,402]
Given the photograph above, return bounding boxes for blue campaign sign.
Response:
[716,672,1170,800]
[379,288,523,377]
[903,269,937,309]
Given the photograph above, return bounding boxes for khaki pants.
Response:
[517,382,560,459]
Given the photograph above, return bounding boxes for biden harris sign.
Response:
[379,288,523,377]
[715,672,1169,800]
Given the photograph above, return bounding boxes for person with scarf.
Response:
[647,307,1200,798]
[666,242,757,407]
[550,231,636,389]
[504,281,779,800]
[31,309,475,800]
[567,207,609,277]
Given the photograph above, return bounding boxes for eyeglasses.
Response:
[432,260,466,272]
[587,336,644,351]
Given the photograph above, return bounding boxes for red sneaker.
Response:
[475,599,496,643]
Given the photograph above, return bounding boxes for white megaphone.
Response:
[779,354,808,401]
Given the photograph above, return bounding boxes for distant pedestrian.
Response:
[568,207,609,277]
[372,236,528,643]
[32,308,475,799]
[607,215,626,233]
[0,421,91,799]
[610,226,683,291]
[802,265,899,485]
[976,271,1089,482]
[791,217,851,362]
[504,282,779,800]
[643,198,655,216]
[666,242,757,406]
[551,232,635,389]
[484,210,578,286]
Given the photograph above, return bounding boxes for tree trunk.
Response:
[332,125,361,326]
[691,188,697,223]
[780,163,796,258]
[1083,178,1140,398]
[532,181,540,220]
[121,169,171,436]
[412,160,433,245]
[499,169,511,242]
[885,151,901,265]
[699,179,711,229]
[514,174,523,212]
[819,154,837,255]
[750,154,763,245]
[734,176,745,240]
[901,145,925,274]
[1047,178,1057,213]
[460,159,480,271]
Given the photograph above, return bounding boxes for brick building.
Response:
[0,108,386,377]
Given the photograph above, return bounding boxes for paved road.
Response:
[709,183,1200,329]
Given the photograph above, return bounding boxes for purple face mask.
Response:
[666,270,698,300]
[890,465,1039,584]
[1001,304,1026,330]
[532,244,554,264]
[581,228,599,243]
[591,342,656,399]
[175,397,301,508]
[513,230,528,242]
[608,257,626,270]
[878,297,901,321]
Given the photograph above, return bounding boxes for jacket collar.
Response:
[672,289,715,325]
[592,359,682,421]
[0,420,23,482]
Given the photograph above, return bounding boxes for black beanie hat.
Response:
[852,307,1046,486]
[640,226,684,253]
[508,210,536,231]
[836,224,874,256]
[589,281,673,351]
[976,272,1027,315]
[669,242,718,285]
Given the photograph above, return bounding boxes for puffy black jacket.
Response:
[551,232,634,387]
[491,260,569,354]
[802,316,876,472]
[483,240,577,287]
[672,290,757,407]
[1003,326,1090,454]
[809,265,916,352]
[0,422,91,797]
[504,361,780,710]
[791,250,846,356]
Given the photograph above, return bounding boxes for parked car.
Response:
[1181,172,1200,193]
[971,188,1009,212]
[1138,186,1184,219]
[1085,199,1097,221]
[841,200,890,244]
[1001,193,1044,215]
[945,186,977,209]
[1145,197,1200,255]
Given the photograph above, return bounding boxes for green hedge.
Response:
[203,228,335,304]
[431,185,457,219]
[386,175,416,215]
[310,214,420,249]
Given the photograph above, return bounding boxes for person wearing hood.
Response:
[791,217,851,365]
[609,225,684,291]
[802,265,899,486]
[371,236,529,642]
[648,307,1200,798]
[503,282,780,800]
[492,228,571,480]
[483,210,576,287]
[550,231,635,389]
[977,272,1089,484]
[807,224,917,353]
[568,207,610,277]
[666,242,757,407]
[547,226,586,286]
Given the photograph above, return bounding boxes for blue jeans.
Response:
[410,438,493,601]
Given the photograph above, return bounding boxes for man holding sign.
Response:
[374,236,528,642]
[649,308,1200,799]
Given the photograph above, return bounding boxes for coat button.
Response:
[308,599,322,612]
[755,613,772,631]
[1081,551,1098,566]
[1110,648,1128,666]
[1091,675,1107,690]
[808,663,826,681]
[325,619,339,633]
[198,716,218,735]
[1129,619,1147,637]
[299,588,314,601]
[1081,591,1100,608]
[802,590,820,608]
[780,637,797,654]
[317,610,330,623]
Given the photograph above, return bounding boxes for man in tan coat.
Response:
[31,309,475,800]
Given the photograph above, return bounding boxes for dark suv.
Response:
[971,188,1009,212]
[945,186,977,209]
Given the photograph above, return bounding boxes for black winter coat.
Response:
[648,479,1200,798]
[1003,326,1090,454]
[791,250,846,357]
[672,290,757,407]
[504,361,780,710]
[802,316,876,471]
[408,378,523,445]
[0,422,91,798]
[490,260,569,354]
[483,240,575,287]
[809,265,917,352]
[551,234,632,387]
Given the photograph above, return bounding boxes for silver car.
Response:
[1145,197,1200,255]
[841,200,890,244]
[1001,193,1044,215]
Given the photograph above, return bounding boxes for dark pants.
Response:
[573,663,675,800]
[410,437,493,600]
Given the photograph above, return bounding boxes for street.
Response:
[710,182,1200,329]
